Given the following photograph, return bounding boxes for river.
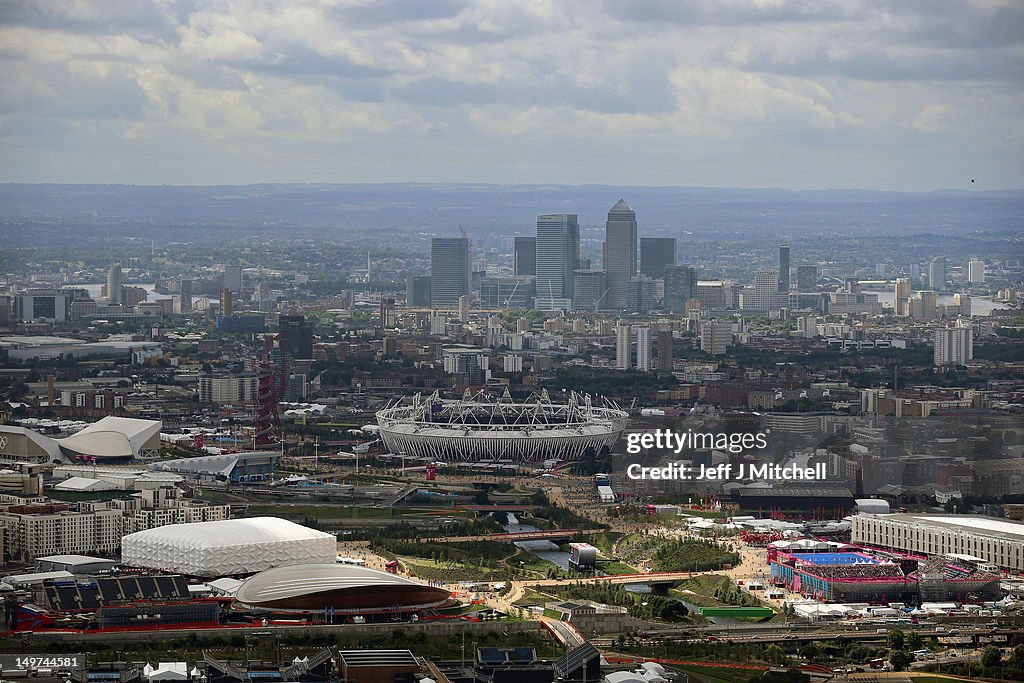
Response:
[503,514,572,571]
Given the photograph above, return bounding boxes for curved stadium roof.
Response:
[56,416,161,459]
[123,517,333,548]
[234,563,452,613]
[120,518,338,577]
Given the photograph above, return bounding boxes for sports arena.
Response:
[234,564,453,616]
[769,541,1001,604]
[375,390,628,462]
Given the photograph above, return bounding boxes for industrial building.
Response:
[852,513,1024,571]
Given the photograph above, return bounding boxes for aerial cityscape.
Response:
[1,2,1023,683]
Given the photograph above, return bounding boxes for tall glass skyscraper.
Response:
[430,237,470,308]
[603,199,637,309]
[535,214,579,309]
[663,265,697,314]
[778,244,791,293]
[639,238,676,278]
[513,236,536,276]
[928,257,947,291]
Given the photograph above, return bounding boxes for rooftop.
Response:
[874,514,1024,541]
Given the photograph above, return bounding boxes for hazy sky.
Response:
[1,0,1021,189]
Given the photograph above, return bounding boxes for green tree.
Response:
[764,644,788,666]
[905,631,923,650]
[889,650,912,672]
[981,645,1002,668]
[1013,644,1024,667]
[886,628,905,651]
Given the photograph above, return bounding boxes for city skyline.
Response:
[0,1,1021,190]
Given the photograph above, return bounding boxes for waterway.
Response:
[503,514,572,571]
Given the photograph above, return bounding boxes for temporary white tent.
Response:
[120,517,337,577]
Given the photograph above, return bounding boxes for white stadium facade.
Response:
[120,517,337,577]
[375,390,628,462]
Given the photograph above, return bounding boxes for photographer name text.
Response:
[626,462,827,481]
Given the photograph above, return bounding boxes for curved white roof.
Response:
[57,416,161,459]
[235,563,436,604]
[120,517,337,577]
[122,517,333,549]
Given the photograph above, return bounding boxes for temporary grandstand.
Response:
[12,574,219,631]
[375,389,628,462]
[769,544,1001,604]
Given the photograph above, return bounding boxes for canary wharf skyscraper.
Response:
[430,237,471,308]
[603,199,637,309]
[535,214,579,309]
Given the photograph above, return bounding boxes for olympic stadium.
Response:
[234,563,453,615]
[375,390,628,462]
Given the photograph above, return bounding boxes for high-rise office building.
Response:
[796,265,817,293]
[745,268,780,312]
[615,322,632,369]
[603,199,637,309]
[910,290,938,319]
[513,237,537,276]
[635,326,652,371]
[968,260,985,284]
[480,276,534,309]
[535,213,579,309]
[406,275,432,308]
[894,278,911,316]
[223,265,242,294]
[571,270,607,312]
[928,257,947,291]
[701,319,733,356]
[657,329,673,372]
[934,327,973,366]
[179,278,193,313]
[954,293,972,317]
[219,289,233,317]
[626,276,658,314]
[430,238,471,308]
[278,314,314,360]
[107,263,124,305]
[663,265,697,314]
[778,245,791,293]
[639,238,677,279]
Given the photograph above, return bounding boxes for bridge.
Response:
[429,529,602,543]
[459,504,537,514]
